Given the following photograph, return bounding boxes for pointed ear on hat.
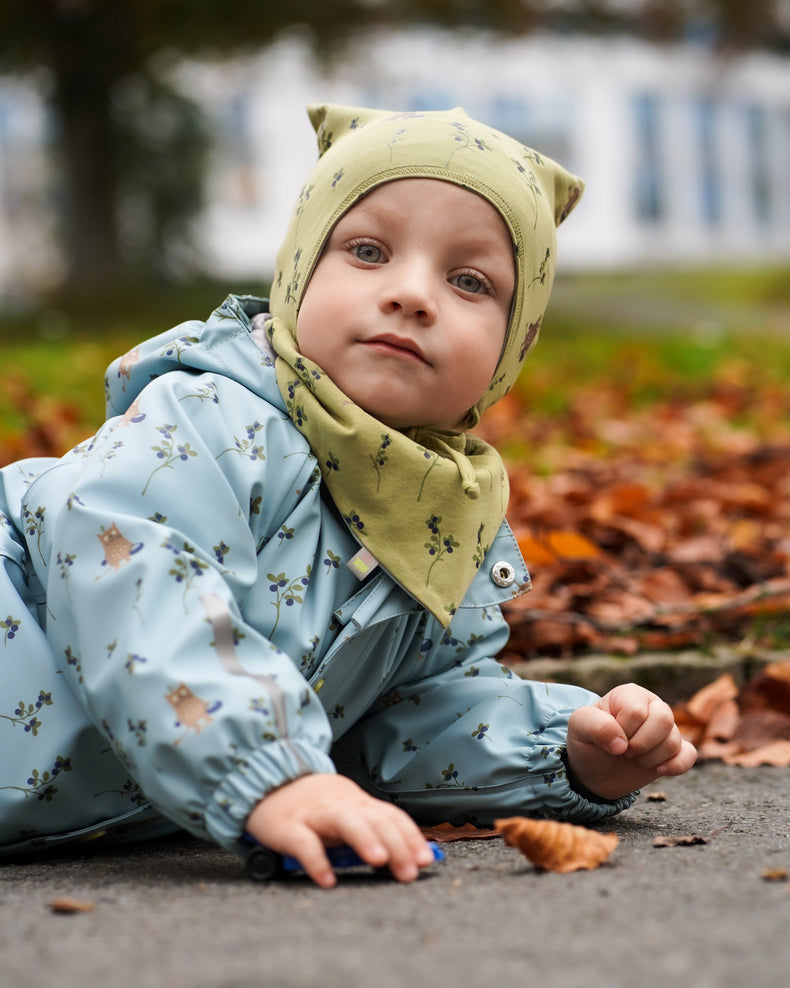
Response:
[553,174,585,226]
[307,103,392,157]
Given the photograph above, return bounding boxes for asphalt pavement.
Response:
[1,762,788,988]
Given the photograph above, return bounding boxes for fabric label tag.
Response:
[347,547,379,580]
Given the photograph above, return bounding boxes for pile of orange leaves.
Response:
[672,659,790,767]
[2,351,789,661]
[475,381,790,658]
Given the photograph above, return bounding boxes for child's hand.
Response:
[245,774,435,889]
[566,684,697,801]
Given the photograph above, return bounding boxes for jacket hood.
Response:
[104,296,278,419]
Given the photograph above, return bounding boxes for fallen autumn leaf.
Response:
[495,817,619,873]
[47,897,95,914]
[652,835,709,848]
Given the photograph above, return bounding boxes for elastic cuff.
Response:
[557,747,638,820]
[204,739,336,855]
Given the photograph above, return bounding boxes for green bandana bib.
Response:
[268,104,583,626]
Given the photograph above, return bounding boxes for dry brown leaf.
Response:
[495,817,618,873]
[704,697,741,742]
[739,660,790,716]
[420,823,501,843]
[723,740,790,767]
[517,529,601,565]
[47,897,95,914]
[652,835,709,848]
[646,792,667,802]
[761,868,788,882]
[732,709,790,748]
[685,673,739,723]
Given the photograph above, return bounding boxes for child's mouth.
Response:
[363,334,429,364]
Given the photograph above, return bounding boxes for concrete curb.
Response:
[506,645,784,706]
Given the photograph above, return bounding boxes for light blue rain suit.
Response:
[0,296,634,858]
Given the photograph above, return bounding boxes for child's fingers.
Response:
[617,696,677,757]
[340,806,432,882]
[276,826,339,889]
[601,684,655,739]
[655,739,698,777]
[569,703,628,755]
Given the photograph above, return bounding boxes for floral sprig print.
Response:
[0,755,72,801]
[22,504,47,566]
[180,382,219,405]
[142,424,197,495]
[2,614,21,644]
[64,645,82,684]
[56,551,76,604]
[471,722,491,741]
[283,246,304,307]
[343,510,365,532]
[283,379,308,428]
[267,565,312,634]
[94,778,148,806]
[1,691,53,736]
[512,157,544,228]
[370,434,391,492]
[424,515,459,587]
[95,440,125,476]
[473,523,488,570]
[160,334,200,361]
[162,537,210,610]
[323,549,341,572]
[446,121,490,167]
[217,421,265,462]
[125,653,148,674]
[127,718,148,747]
[529,247,552,287]
[428,763,464,789]
[276,525,295,547]
[295,357,322,390]
[385,127,406,160]
[417,448,439,501]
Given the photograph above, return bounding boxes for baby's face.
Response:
[295,179,515,430]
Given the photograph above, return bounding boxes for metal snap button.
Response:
[491,561,516,588]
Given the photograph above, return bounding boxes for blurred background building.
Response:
[191,30,790,280]
[0,2,789,301]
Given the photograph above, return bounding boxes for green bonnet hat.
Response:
[267,104,583,627]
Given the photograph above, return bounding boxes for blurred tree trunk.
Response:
[2,0,786,297]
[53,71,123,291]
[47,2,131,292]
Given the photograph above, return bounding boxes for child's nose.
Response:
[379,261,438,322]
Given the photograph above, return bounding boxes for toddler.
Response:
[0,104,695,887]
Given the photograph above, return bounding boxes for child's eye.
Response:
[451,271,491,295]
[350,241,385,264]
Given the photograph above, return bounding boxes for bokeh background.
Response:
[1,1,789,658]
[1,0,789,301]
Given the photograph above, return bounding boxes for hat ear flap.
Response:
[307,103,391,158]
[554,176,585,226]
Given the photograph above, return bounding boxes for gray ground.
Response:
[1,762,788,988]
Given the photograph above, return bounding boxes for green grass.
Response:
[1,268,789,436]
